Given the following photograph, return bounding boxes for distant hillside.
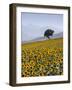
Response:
[22,32,63,43]
[51,32,63,39]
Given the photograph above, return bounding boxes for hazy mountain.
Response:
[51,32,63,39]
[22,32,63,43]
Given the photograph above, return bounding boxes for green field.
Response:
[21,38,63,77]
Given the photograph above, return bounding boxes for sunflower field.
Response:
[21,38,63,77]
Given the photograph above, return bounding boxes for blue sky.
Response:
[21,12,63,42]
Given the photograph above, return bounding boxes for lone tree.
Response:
[44,29,54,39]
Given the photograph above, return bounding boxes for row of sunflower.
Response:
[21,39,63,77]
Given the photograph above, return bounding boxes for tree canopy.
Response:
[44,29,54,39]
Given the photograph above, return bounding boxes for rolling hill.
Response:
[22,32,63,43]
